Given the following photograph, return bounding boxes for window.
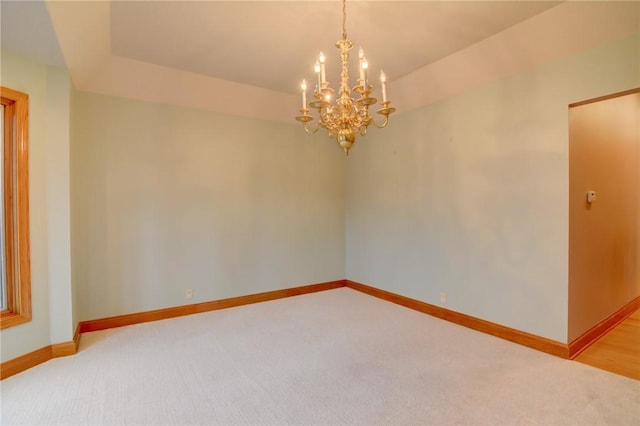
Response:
[0,86,31,329]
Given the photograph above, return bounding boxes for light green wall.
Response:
[345,35,640,343]
[71,92,346,321]
[0,49,73,361]
[46,67,74,345]
[69,85,80,335]
[2,33,637,363]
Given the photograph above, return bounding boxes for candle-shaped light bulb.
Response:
[315,60,321,91]
[301,79,307,109]
[380,70,387,102]
[325,93,331,102]
[359,48,365,81]
[362,58,369,86]
[319,51,326,84]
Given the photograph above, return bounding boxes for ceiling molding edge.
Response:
[47,1,638,124]
[46,0,297,125]
[391,1,640,115]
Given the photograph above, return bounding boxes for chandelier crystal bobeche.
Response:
[295,0,395,155]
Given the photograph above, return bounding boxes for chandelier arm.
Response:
[303,120,322,134]
[371,115,391,129]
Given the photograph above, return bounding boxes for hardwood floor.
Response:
[574,310,640,380]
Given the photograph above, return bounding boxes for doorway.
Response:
[568,89,640,374]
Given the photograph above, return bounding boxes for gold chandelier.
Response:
[295,0,395,156]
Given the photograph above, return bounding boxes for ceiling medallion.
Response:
[295,0,396,155]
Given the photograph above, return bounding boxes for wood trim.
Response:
[15,86,31,321]
[51,326,81,358]
[1,333,79,380]
[0,86,31,329]
[51,340,77,358]
[0,346,51,380]
[73,324,81,348]
[2,281,345,380]
[346,280,570,358]
[79,280,347,333]
[2,99,16,317]
[568,296,640,359]
[569,87,640,108]
[2,280,578,379]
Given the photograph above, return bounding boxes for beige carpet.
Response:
[1,288,638,425]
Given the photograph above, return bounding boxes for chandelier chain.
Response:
[342,0,347,40]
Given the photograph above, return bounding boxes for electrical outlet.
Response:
[185,288,193,299]
[439,292,446,304]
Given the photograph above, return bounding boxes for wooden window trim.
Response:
[0,86,31,329]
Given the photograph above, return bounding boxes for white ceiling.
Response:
[3,1,560,94]
[108,1,560,94]
[1,1,638,123]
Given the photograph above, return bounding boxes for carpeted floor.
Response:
[1,288,638,425]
